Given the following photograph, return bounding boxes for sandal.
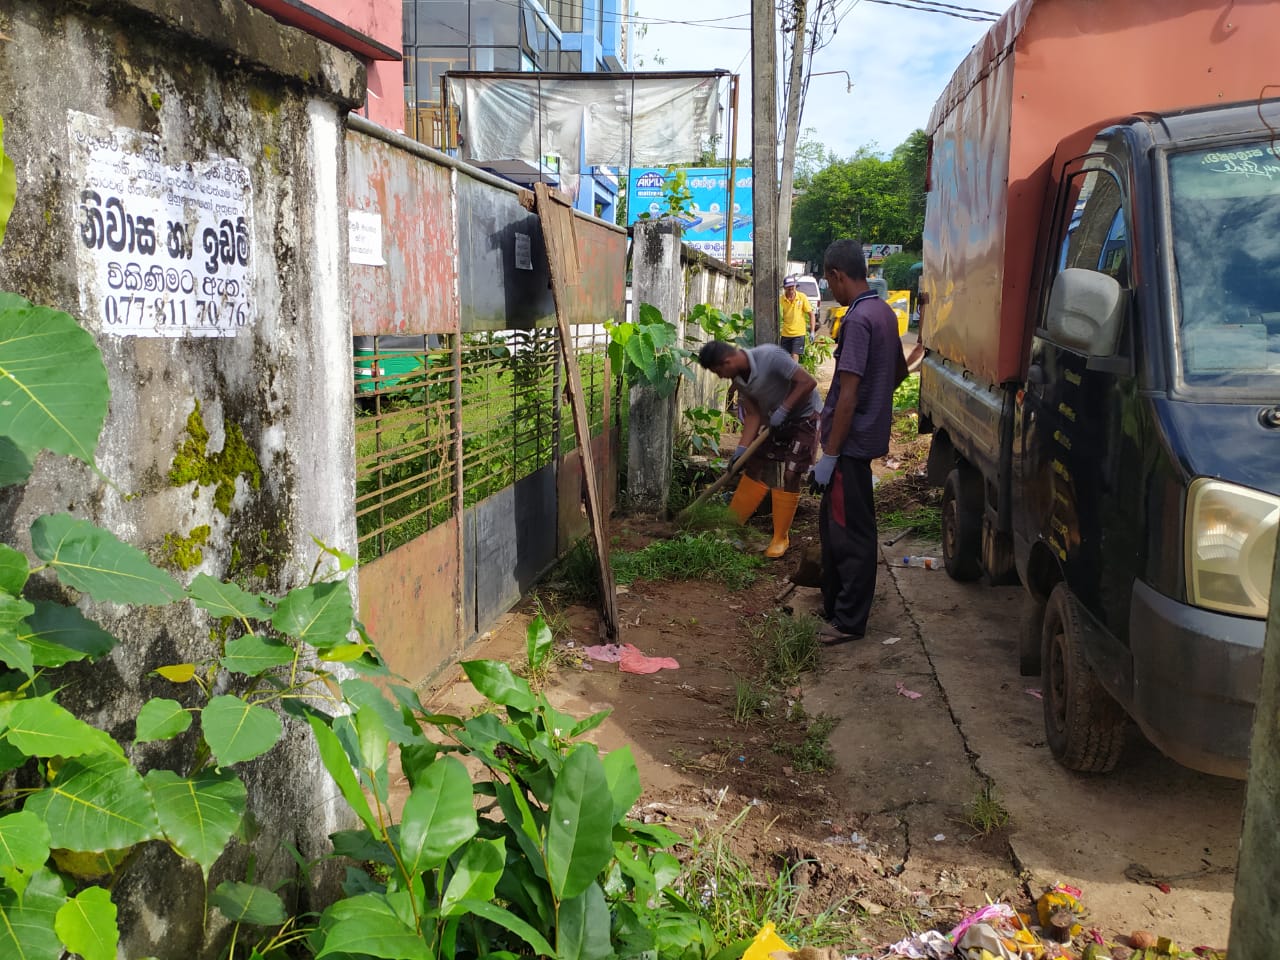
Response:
[816,621,862,645]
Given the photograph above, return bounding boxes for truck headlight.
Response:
[1185,478,1279,619]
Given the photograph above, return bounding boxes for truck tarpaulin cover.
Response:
[447,74,721,198]
[922,0,1280,387]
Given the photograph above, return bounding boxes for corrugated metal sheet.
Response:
[347,130,458,335]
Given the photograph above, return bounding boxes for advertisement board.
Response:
[627,166,753,262]
[863,243,903,265]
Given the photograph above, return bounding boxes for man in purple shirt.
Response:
[809,240,919,642]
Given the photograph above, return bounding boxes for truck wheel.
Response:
[1041,583,1126,773]
[1020,595,1045,677]
[941,467,982,581]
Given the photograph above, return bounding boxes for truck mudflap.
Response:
[1128,579,1265,779]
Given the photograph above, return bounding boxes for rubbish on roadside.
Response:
[932,833,945,841]
[1025,688,1043,700]
[619,643,680,674]
[956,921,1021,959]
[1036,884,1086,941]
[901,555,940,568]
[884,636,901,645]
[582,643,623,662]
[884,929,952,959]
[896,681,923,700]
[742,921,793,960]
[1127,931,1157,949]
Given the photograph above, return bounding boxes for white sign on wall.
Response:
[68,110,255,338]
[348,210,385,266]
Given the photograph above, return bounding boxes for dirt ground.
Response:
[421,356,1242,955]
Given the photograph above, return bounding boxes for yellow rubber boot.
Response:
[765,489,801,558]
[727,475,769,524]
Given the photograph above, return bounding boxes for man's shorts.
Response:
[780,335,806,356]
[761,414,818,476]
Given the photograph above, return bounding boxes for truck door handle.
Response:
[1027,363,1045,386]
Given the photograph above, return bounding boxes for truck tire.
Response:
[1020,595,1045,677]
[1041,583,1126,773]
[941,467,982,581]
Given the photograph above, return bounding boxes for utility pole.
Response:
[751,0,779,345]
[776,0,808,273]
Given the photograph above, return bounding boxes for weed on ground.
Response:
[677,808,864,949]
[613,533,764,589]
[775,714,839,773]
[960,783,1011,836]
[748,611,821,687]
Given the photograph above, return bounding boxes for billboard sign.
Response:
[863,243,903,264]
[627,166,753,262]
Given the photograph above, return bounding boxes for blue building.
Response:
[403,0,631,218]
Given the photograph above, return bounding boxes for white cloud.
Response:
[631,0,1015,161]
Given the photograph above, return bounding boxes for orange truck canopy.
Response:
[922,0,1280,386]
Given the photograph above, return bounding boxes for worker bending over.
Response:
[697,341,821,558]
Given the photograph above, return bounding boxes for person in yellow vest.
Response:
[778,275,814,362]
[697,340,821,559]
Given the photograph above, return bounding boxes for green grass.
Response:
[748,611,821,686]
[959,784,1010,836]
[893,371,920,412]
[545,539,602,602]
[879,503,942,541]
[732,679,768,725]
[677,808,866,949]
[774,714,839,773]
[677,501,744,534]
[612,533,764,590]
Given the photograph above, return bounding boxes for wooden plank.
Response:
[533,183,619,639]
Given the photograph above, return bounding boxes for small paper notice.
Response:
[349,210,385,266]
[514,232,533,270]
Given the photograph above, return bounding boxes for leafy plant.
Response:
[799,334,835,375]
[892,371,920,412]
[682,405,729,457]
[635,166,694,222]
[748,611,821,686]
[688,303,754,348]
[605,304,694,398]
[0,117,13,245]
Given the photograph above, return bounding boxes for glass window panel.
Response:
[471,0,519,45]
[413,0,470,44]
[415,47,468,105]
[595,0,604,42]
[471,46,521,70]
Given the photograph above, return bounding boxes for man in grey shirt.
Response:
[697,341,820,558]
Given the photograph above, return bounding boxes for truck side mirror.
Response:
[1045,268,1124,357]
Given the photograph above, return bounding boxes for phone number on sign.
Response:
[102,294,253,330]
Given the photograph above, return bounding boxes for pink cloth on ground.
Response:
[583,643,624,663]
[618,643,680,674]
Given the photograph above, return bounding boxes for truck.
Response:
[917,0,1280,778]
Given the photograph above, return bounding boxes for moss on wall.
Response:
[163,524,211,571]
[169,400,262,516]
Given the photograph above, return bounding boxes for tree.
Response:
[788,130,929,263]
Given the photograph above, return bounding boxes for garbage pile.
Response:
[750,884,1228,960]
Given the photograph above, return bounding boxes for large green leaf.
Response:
[526,615,553,671]
[0,116,13,246]
[133,698,193,743]
[315,892,431,959]
[25,753,159,852]
[0,295,108,466]
[144,769,245,879]
[0,695,122,758]
[18,600,116,667]
[460,660,536,712]
[54,886,118,960]
[341,678,424,746]
[0,544,29,595]
[556,882,613,960]
[210,882,285,926]
[399,755,478,876]
[0,810,51,879]
[270,580,353,649]
[0,436,33,487]
[602,745,643,823]
[453,899,556,958]
[440,837,506,916]
[546,744,614,901]
[0,867,66,958]
[201,695,282,767]
[187,574,273,621]
[307,715,378,834]
[0,592,34,676]
[492,779,546,877]
[219,634,295,676]
[30,514,182,606]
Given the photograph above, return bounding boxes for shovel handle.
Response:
[677,427,772,521]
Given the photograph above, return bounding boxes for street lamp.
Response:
[809,70,853,93]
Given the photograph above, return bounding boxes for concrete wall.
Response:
[680,248,751,417]
[0,0,363,953]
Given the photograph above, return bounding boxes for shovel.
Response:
[675,427,771,523]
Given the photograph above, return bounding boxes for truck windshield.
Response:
[1170,139,1280,390]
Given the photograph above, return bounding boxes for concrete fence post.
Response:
[627,219,683,511]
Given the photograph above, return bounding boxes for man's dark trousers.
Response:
[819,456,876,636]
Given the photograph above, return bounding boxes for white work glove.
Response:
[768,404,791,429]
[809,453,839,491]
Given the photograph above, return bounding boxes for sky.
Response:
[630,0,1018,161]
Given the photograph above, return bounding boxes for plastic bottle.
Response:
[901,555,939,569]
